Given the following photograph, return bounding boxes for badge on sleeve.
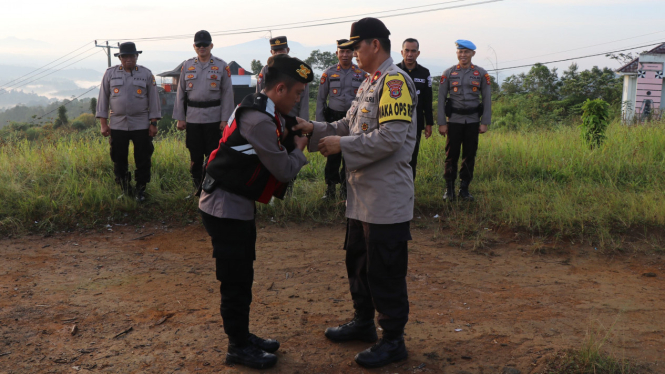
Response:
[484,73,491,85]
[440,76,446,84]
[225,66,231,77]
[378,73,412,124]
[320,73,327,85]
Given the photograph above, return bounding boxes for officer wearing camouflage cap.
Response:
[437,39,492,201]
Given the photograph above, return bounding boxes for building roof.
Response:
[157,60,253,77]
[616,42,665,74]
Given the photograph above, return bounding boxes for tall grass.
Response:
[1,121,664,241]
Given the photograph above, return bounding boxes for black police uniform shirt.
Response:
[396,61,433,132]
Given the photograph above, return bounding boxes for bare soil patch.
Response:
[1,221,664,373]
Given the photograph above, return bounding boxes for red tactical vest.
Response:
[205,93,289,204]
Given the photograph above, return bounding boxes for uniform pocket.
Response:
[110,78,123,97]
[330,80,342,96]
[133,79,147,98]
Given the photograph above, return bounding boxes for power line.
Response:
[29,84,100,125]
[0,41,92,89]
[0,49,103,96]
[102,0,502,42]
[487,42,663,72]
[0,46,99,92]
[500,30,665,65]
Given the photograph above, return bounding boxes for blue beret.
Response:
[455,40,476,51]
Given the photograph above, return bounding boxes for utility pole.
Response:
[94,40,119,68]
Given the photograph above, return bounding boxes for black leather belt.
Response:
[187,99,221,108]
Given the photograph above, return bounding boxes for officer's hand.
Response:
[318,136,341,157]
[177,120,187,131]
[425,125,432,139]
[294,133,309,151]
[438,125,448,137]
[148,124,158,137]
[220,121,227,131]
[100,121,111,137]
[293,117,313,136]
[479,124,488,134]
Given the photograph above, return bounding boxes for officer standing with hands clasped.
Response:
[315,39,367,199]
[295,17,417,369]
[173,30,234,189]
[198,54,313,369]
[256,36,310,119]
[397,38,434,180]
[437,40,491,201]
[96,42,161,202]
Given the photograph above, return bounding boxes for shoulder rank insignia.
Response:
[320,73,327,84]
[336,64,341,71]
[225,66,231,77]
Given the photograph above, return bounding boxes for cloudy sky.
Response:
[1,0,664,79]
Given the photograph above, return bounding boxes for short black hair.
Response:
[264,59,299,91]
[363,38,391,53]
[402,38,419,50]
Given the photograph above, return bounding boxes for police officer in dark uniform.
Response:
[96,42,161,202]
[315,39,367,199]
[198,55,312,369]
[173,30,235,189]
[437,40,491,201]
[397,38,434,180]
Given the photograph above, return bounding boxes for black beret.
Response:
[270,36,288,51]
[267,54,313,84]
[339,18,391,48]
[194,30,212,44]
[336,39,353,50]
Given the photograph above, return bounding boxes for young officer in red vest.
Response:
[198,54,312,369]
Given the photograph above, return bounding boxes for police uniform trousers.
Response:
[324,110,348,186]
[409,129,422,180]
[109,129,154,186]
[344,219,411,338]
[200,209,257,345]
[444,122,480,183]
[186,122,222,187]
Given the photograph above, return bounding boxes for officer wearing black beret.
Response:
[199,54,313,369]
[255,36,310,119]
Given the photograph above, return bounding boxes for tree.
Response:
[54,105,68,129]
[89,97,97,116]
[250,59,263,75]
[305,49,338,71]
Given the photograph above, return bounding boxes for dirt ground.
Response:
[1,221,664,374]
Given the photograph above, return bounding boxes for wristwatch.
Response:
[150,120,157,127]
[305,121,313,138]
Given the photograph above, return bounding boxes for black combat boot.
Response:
[459,180,474,201]
[248,333,280,353]
[443,180,456,202]
[135,184,147,203]
[226,342,277,369]
[324,313,378,343]
[323,183,336,200]
[354,335,408,368]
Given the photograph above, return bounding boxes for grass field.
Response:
[1,121,664,245]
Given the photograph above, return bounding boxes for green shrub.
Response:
[580,99,610,149]
[71,120,87,131]
[74,113,97,129]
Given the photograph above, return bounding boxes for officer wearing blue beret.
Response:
[437,39,492,201]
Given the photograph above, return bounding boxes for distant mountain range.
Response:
[0,38,451,111]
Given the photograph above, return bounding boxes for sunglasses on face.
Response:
[195,43,211,48]
[119,54,137,59]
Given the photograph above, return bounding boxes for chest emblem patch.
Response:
[362,123,369,131]
[188,66,196,71]
[331,74,340,79]
[332,88,339,95]
[452,81,460,86]
[188,82,194,89]
[113,88,120,94]
[451,71,459,76]
[211,82,218,88]
[386,79,404,99]
[136,89,142,94]
[473,70,480,76]
[471,80,480,86]
[473,87,478,92]
[453,87,459,92]
[361,107,370,113]
[187,74,194,79]
[210,74,218,80]
[211,66,219,71]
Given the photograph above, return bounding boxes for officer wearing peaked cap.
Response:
[294,17,417,369]
[316,38,368,200]
[255,36,310,119]
[173,30,235,189]
[437,39,492,202]
[198,54,312,370]
[96,42,161,202]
